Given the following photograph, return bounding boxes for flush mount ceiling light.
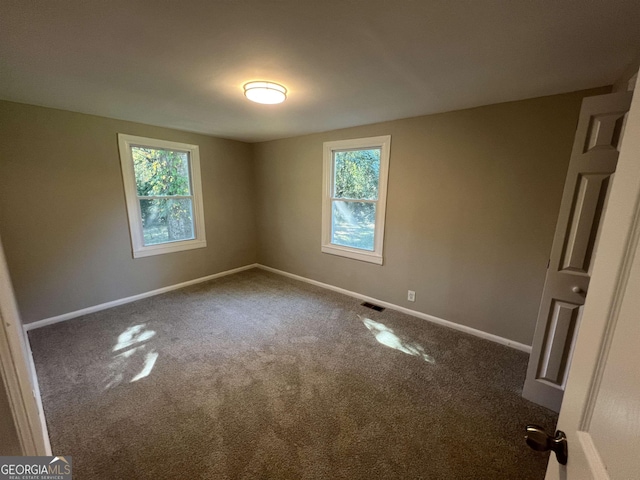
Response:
[243,81,287,104]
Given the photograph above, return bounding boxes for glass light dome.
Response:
[243,81,287,104]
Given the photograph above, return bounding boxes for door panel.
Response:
[561,174,610,274]
[523,91,632,412]
[545,72,639,480]
[583,112,626,152]
[537,301,581,387]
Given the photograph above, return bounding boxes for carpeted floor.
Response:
[29,268,556,479]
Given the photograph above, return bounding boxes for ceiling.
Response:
[1,1,639,143]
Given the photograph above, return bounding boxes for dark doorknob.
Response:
[525,425,568,465]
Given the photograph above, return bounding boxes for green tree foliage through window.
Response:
[333,149,380,200]
[132,146,194,245]
[331,149,381,250]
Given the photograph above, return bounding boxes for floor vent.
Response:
[361,302,385,312]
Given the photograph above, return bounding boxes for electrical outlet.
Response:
[407,290,415,302]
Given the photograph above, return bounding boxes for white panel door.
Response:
[523,91,632,412]
[544,74,639,478]
[0,235,50,455]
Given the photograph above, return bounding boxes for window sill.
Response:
[133,239,207,258]
[321,244,383,265]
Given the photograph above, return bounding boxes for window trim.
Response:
[321,135,391,265]
[118,134,207,258]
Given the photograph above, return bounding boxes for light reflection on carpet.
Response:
[104,324,159,389]
[113,324,156,352]
[361,316,435,364]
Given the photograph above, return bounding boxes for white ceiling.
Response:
[1,1,639,142]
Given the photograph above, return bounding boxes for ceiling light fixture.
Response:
[243,81,287,104]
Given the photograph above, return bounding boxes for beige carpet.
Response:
[29,268,556,479]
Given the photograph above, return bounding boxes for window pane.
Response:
[139,198,195,245]
[334,149,380,200]
[331,201,375,251]
[132,146,191,196]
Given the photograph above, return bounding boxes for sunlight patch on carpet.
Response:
[131,351,159,383]
[103,324,160,389]
[361,316,435,364]
[113,324,156,352]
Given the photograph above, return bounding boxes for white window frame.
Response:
[118,134,207,258]
[321,135,391,265]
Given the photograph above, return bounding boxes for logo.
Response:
[0,456,72,480]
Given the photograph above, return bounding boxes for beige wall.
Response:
[0,101,258,323]
[0,88,610,344]
[253,88,609,346]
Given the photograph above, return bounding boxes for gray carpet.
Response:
[29,268,556,479]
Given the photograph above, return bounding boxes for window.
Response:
[322,135,391,264]
[118,134,206,258]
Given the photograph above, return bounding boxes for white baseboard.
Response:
[23,263,259,331]
[24,261,531,354]
[257,264,532,353]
